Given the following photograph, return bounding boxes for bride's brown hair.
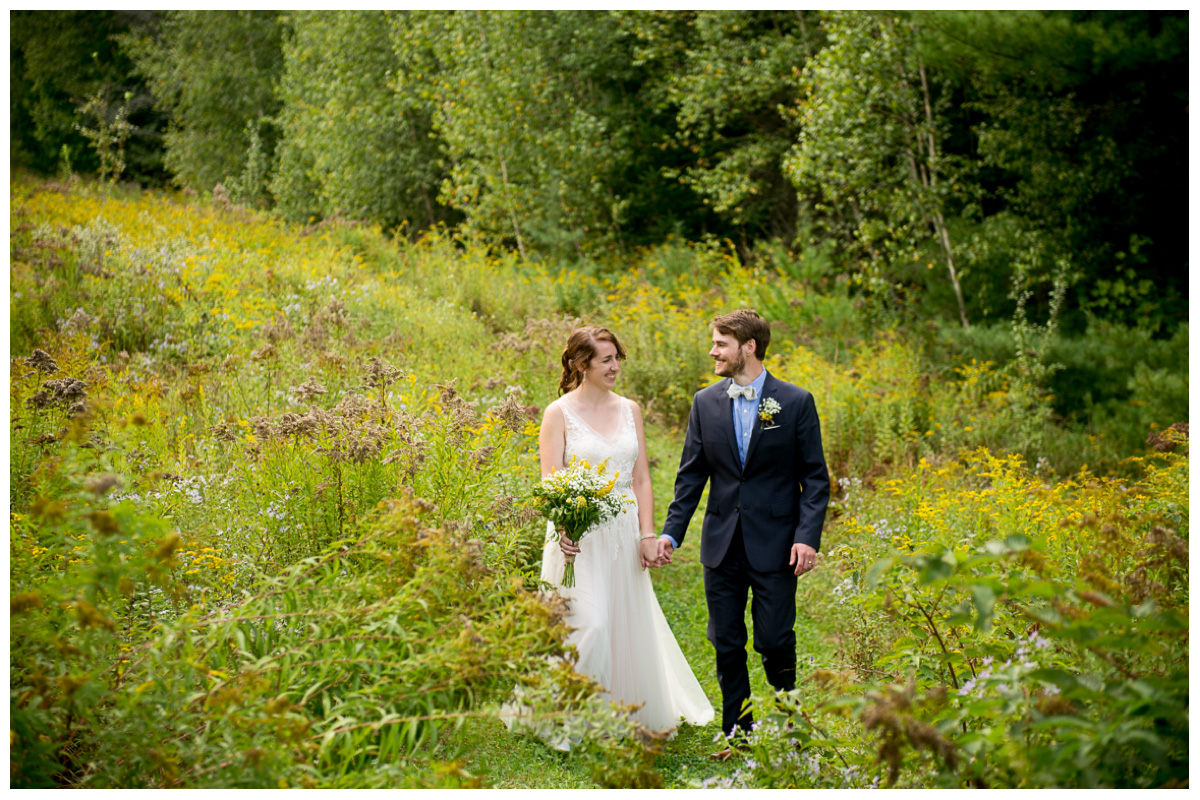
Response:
[559,326,627,395]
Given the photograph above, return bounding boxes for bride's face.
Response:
[582,340,621,390]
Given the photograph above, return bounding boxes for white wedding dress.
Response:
[535,397,714,733]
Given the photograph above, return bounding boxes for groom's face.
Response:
[710,331,749,378]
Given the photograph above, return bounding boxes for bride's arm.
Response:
[538,402,566,477]
[630,402,659,568]
[539,403,576,559]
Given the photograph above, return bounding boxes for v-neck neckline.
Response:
[563,398,625,442]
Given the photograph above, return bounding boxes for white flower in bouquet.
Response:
[532,456,630,587]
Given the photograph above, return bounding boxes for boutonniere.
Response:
[758,397,782,428]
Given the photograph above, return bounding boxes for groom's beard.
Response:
[714,349,745,378]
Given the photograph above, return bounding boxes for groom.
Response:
[658,309,829,748]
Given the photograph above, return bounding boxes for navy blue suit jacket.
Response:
[662,372,830,572]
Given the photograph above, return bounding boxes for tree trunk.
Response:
[498,153,528,259]
[402,110,438,229]
[475,12,527,259]
[918,61,969,328]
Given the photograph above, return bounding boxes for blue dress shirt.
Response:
[732,368,768,468]
[663,369,768,550]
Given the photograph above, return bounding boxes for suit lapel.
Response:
[717,378,741,469]
[741,373,775,470]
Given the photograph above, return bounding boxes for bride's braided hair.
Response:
[559,326,627,395]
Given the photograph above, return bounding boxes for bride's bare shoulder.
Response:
[542,397,568,421]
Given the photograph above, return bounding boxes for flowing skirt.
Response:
[538,501,714,732]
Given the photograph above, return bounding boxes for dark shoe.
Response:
[709,747,736,762]
[710,728,750,761]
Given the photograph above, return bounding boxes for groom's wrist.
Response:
[661,534,679,549]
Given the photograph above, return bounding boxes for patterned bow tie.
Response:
[726,382,757,401]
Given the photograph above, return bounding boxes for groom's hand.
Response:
[657,536,675,566]
[790,543,817,576]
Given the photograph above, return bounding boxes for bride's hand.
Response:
[639,535,660,570]
[558,527,580,562]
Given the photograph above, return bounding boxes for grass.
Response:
[434,422,847,788]
[11,176,1186,788]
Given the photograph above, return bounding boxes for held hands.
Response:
[561,528,674,570]
[657,536,674,566]
[790,542,818,576]
[638,536,660,570]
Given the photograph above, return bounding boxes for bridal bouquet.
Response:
[532,456,630,588]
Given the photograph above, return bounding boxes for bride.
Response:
[534,325,713,733]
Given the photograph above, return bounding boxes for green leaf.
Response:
[982,539,1009,557]
[970,584,997,632]
[917,549,957,584]
[1003,533,1031,551]
[864,556,895,589]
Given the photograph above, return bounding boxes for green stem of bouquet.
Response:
[562,536,580,588]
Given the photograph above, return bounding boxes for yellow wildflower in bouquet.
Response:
[532,456,630,588]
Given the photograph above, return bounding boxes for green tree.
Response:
[397,11,640,260]
[786,11,971,326]
[272,11,451,231]
[916,10,1188,332]
[119,11,284,194]
[620,11,824,253]
[11,11,165,183]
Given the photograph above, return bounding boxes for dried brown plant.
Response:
[277,412,320,440]
[290,377,328,403]
[211,183,231,211]
[492,315,581,355]
[316,297,350,328]
[360,357,404,397]
[250,344,278,362]
[60,308,98,334]
[24,349,59,374]
[27,377,88,413]
[1125,525,1188,606]
[302,319,329,350]
[1146,422,1189,453]
[861,682,957,786]
[260,316,294,343]
[210,421,239,442]
[488,392,530,433]
[184,362,211,377]
[85,474,121,496]
[249,417,276,441]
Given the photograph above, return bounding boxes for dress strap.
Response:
[559,400,584,432]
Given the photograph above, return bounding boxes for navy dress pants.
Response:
[703,521,798,737]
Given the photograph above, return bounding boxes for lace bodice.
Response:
[559,398,638,494]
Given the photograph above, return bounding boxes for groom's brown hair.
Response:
[712,309,770,360]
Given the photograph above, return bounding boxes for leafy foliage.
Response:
[10,11,165,184]
[9,172,1188,788]
[620,11,822,247]
[272,11,450,231]
[396,11,643,259]
[721,446,1188,789]
[13,10,1187,336]
[118,11,285,193]
[786,11,969,325]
